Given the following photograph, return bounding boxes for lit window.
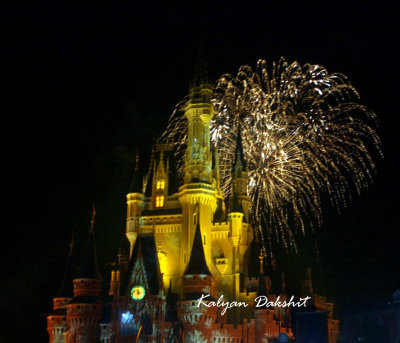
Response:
[156,180,165,190]
[155,196,164,207]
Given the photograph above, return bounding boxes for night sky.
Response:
[2,3,399,342]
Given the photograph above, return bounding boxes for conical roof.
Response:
[76,209,102,280]
[233,127,246,173]
[121,235,162,296]
[55,232,76,298]
[184,220,211,276]
[192,34,210,88]
[128,151,142,193]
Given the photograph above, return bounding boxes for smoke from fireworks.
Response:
[161,58,382,250]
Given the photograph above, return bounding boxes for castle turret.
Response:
[228,131,253,299]
[47,233,76,343]
[231,128,252,222]
[126,152,145,257]
[178,218,216,343]
[228,196,244,299]
[66,208,103,343]
[212,148,226,223]
[254,254,276,342]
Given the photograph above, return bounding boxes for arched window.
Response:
[155,196,164,208]
[156,180,165,190]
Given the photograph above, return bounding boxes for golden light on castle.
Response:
[162,57,382,251]
[44,56,383,343]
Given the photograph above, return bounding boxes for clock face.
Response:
[131,285,145,300]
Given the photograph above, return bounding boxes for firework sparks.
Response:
[162,58,382,250]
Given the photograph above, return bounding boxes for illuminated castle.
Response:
[46,63,339,343]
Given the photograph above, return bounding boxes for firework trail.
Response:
[161,58,382,250]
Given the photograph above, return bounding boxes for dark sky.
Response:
[1,3,399,342]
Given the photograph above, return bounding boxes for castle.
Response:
[46,65,339,343]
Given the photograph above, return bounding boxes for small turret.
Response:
[126,152,145,257]
[254,253,275,343]
[231,128,252,222]
[47,233,76,343]
[66,207,103,343]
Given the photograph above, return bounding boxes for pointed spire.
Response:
[55,232,77,298]
[184,214,212,276]
[256,252,269,302]
[229,192,244,213]
[117,247,122,267]
[89,204,96,233]
[135,150,139,171]
[69,230,75,256]
[157,150,165,175]
[259,252,264,275]
[77,207,102,280]
[192,30,209,88]
[233,126,246,174]
[129,150,143,193]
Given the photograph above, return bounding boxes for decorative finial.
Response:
[69,230,75,256]
[90,204,96,233]
[117,247,122,267]
[135,150,140,171]
[259,251,264,274]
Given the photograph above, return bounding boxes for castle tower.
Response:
[178,217,217,343]
[47,234,75,343]
[66,208,103,343]
[178,51,218,280]
[126,152,144,257]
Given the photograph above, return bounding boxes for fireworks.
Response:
[162,58,382,250]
